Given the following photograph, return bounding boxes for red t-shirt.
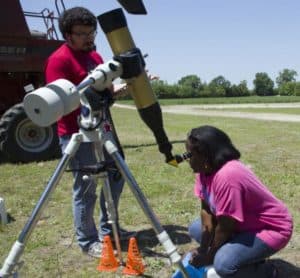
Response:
[194,160,293,250]
[45,43,104,136]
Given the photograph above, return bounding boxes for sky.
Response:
[20,0,300,88]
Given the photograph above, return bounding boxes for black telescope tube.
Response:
[98,9,175,164]
[138,103,173,162]
[98,8,127,33]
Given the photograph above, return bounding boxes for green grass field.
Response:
[121,95,300,105]
[0,106,299,277]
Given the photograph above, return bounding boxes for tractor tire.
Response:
[0,103,61,163]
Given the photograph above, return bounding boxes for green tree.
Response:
[198,83,211,97]
[294,82,300,96]
[178,74,203,90]
[152,80,173,98]
[177,75,203,97]
[278,81,296,96]
[209,75,231,89]
[237,80,250,96]
[276,69,298,87]
[177,85,192,98]
[253,72,275,96]
[208,75,231,97]
[230,80,250,97]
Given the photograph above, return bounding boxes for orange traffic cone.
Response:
[123,237,145,276]
[97,235,119,272]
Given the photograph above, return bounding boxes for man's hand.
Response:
[112,83,129,98]
[113,83,128,93]
[146,70,159,81]
[112,72,159,98]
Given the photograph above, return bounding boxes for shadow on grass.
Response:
[120,225,191,258]
[271,258,300,278]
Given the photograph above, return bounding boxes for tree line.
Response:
[146,69,300,99]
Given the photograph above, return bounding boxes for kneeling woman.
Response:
[186,125,293,278]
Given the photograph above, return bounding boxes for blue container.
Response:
[172,252,206,278]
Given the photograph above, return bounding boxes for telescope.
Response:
[24,8,178,166]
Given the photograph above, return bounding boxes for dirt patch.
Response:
[114,103,300,122]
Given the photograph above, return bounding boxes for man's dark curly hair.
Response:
[59,7,97,39]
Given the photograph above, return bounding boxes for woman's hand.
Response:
[190,216,236,268]
[189,248,213,268]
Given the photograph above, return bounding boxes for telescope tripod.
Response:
[0,93,189,277]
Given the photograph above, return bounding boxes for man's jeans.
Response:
[188,219,277,278]
[60,135,124,250]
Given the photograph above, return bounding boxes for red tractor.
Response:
[0,0,65,162]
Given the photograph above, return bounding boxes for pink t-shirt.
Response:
[194,160,293,250]
[45,43,104,136]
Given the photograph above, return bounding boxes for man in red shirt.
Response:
[45,7,134,258]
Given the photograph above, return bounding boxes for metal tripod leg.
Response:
[93,140,123,265]
[101,177,123,264]
[0,134,82,277]
[104,140,190,278]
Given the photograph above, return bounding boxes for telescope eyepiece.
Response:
[175,152,192,164]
